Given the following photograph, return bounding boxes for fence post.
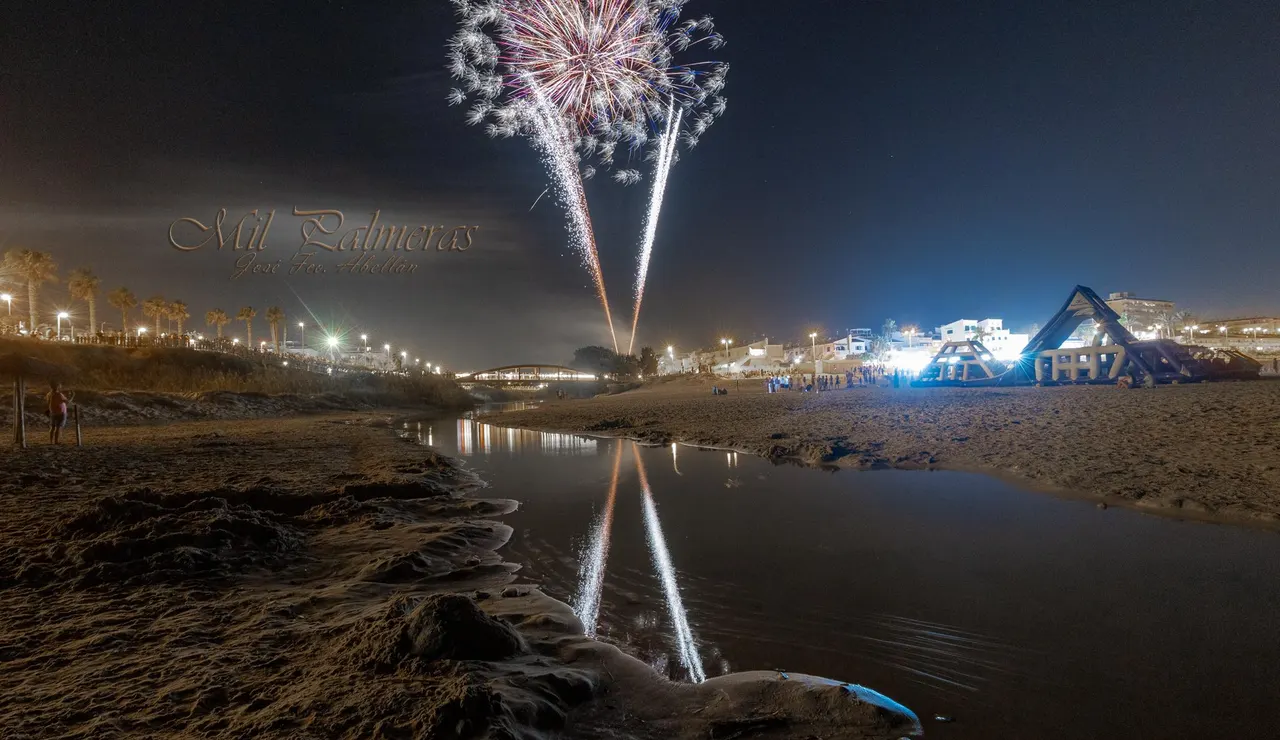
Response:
[75,404,82,447]
[16,376,26,449]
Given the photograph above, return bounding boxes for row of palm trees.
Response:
[2,248,289,353]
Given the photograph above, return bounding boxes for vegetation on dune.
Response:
[0,338,473,409]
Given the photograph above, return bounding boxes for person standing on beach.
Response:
[46,382,71,444]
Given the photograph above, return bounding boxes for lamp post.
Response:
[56,311,70,340]
[905,327,916,348]
[1,293,10,316]
[361,333,368,351]
[383,343,391,354]
[809,332,818,391]
[297,322,305,350]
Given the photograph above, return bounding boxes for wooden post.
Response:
[75,404,82,447]
[16,376,26,449]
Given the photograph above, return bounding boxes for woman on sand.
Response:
[46,382,71,444]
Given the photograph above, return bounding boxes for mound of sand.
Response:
[347,594,527,673]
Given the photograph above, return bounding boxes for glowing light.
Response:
[628,99,682,354]
[326,336,339,349]
[523,79,619,350]
[57,311,69,319]
[634,443,706,683]
[573,444,625,637]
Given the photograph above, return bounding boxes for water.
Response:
[403,408,1280,739]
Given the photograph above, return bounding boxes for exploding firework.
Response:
[449,0,728,180]
[627,98,681,354]
[634,443,706,682]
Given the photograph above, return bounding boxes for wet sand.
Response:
[484,378,1280,526]
[0,414,921,739]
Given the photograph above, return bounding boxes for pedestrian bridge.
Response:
[457,365,598,385]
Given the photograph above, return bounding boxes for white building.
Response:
[938,318,1029,360]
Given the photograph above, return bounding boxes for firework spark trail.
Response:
[627,100,682,354]
[525,82,619,351]
[573,443,625,637]
[634,442,706,683]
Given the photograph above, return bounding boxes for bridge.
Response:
[456,365,598,387]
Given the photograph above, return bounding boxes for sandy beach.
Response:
[484,377,1280,527]
[0,413,922,739]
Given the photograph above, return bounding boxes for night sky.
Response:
[3,0,1278,368]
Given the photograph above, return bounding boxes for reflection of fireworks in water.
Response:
[634,443,706,683]
[524,84,619,350]
[627,99,682,354]
[573,443,625,637]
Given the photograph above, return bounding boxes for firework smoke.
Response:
[634,443,706,682]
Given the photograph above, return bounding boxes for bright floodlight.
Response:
[298,321,304,328]
[138,327,147,334]
[383,344,390,351]
[232,338,239,344]
[400,351,407,358]
[57,311,69,319]
[326,336,339,348]
[0,293,10,301]
[809,332,817,339]
[361,334,367,341]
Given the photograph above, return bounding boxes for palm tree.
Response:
[108,288,137,334]
[265,306,284,355]
[142,295,168,336]
[1170,310,1194,341]
[206,308,230,339]
[67,268,101,334]
[236,306,257,346]
[169,300,189,336]
[2,249,58,332]
[881,318,897,340]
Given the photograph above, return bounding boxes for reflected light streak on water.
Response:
[572,443,625,637]
[671,443,681,475]
[634,443,707,683]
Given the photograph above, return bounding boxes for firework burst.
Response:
[449,0,727,350]
[449,0,728,180]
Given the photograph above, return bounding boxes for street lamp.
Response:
[809,332,818,389]
[56,311,70,339]
[383,343,391,353]
[297,322,305,349]
[0,293,10,316]
[361,333,368,351]
[138,326,147,338]
[905,327,916,348]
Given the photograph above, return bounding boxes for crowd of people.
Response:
[761,365,918,393]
